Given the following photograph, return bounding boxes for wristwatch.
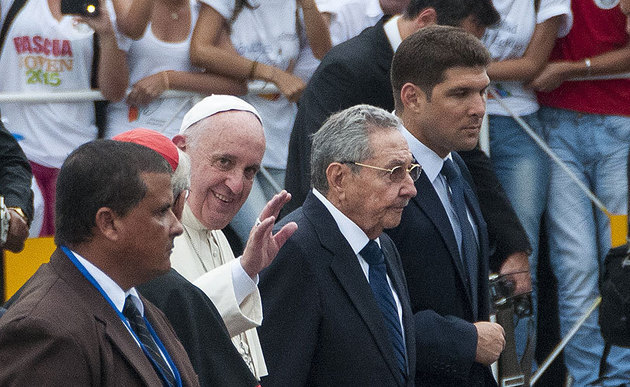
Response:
[8,207,27,224]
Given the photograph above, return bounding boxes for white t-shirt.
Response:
[105,0,200,140]
[201,0,299,170]
[0,0,102,168]
[483,0,572,116]
[294,0,384,82]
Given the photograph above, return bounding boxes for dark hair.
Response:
[55,140,172,246]
[391,25,491,109]
[405,0,499,28]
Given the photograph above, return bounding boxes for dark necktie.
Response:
[123,296,176,387]
[441,159,479,305]
[361,240,406,383]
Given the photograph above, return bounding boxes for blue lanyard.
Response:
[61,246,183,387]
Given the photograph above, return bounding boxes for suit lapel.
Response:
[410,173,473,306]
[49,249,165,386]
[302,194,404,385]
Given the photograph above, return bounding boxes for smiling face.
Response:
[407,66,489,158]
[183,111,265,230]
[117,172,183,283]
[338,129,417,239]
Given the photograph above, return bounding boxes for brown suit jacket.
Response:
[0,248,199,386]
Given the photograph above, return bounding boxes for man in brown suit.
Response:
[0,140,199,386]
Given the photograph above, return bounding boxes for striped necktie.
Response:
[123,296,175,387]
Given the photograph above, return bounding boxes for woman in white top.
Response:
[189,0,331,244]
[0,0,127,236]
[482,0,572,360]
[107,0,246,139]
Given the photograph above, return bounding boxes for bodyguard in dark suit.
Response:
[259,105,418,386]
[0,140,199,385]
[284,0,532,276]
[387,26,505,386]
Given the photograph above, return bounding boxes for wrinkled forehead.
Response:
[188,112,266,164]
[190,111,264,142]
[367,128,414,162]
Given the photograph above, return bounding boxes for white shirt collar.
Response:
[398,123,453,182]
[312,189,380,254]
[73,250,143,316]
[383,15,402,52]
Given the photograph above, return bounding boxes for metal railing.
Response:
[0,81,280,103]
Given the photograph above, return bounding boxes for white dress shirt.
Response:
[383,15,403,52]
[74,251,172,369]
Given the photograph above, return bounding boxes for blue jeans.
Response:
[539,106,630,387]
[230,167,285,246]
[489,113,549,362]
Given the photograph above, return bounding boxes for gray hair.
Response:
[172,149,191,197]
[310,104,401,194]
[180,118,208,152]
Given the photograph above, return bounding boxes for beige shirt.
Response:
[170,204,267,379]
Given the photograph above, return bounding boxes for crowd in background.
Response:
[1,0,630,385]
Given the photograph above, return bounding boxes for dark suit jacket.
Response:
[285,17,394,216]
[259,193,416,386]
[1,120,34,302]
[138,269,259,387]
[0,119,33,221]
[386,153,496,386]
[0,249,199,386]
[283,17,531,266]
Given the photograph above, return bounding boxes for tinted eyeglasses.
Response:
[348,161,422,183]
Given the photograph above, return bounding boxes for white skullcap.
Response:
[179,94,263,134]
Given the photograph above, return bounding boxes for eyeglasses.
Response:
[348,161,422,182]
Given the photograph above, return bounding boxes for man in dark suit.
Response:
[387,26,505,385]
[0,140,199,385]
[259,104,418,386]
[0,119,32,255]
[284,0,532,281]
[1,118,33,301]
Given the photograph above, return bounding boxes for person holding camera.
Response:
[0,0,127,237]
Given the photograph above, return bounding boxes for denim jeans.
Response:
[489,112,549,362]
[539,106,630,386]
[230,167,285,246]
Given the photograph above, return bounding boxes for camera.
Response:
[60,0,100,17]
[489,273,533,318]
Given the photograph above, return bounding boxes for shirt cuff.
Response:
[232,257,258,305]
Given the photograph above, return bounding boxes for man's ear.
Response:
[414,7,437,29]
[326,162,349,200]
[172,134,187,152]
[401,82,426,113]
[94,207,121,242]
[173,190,187,221]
